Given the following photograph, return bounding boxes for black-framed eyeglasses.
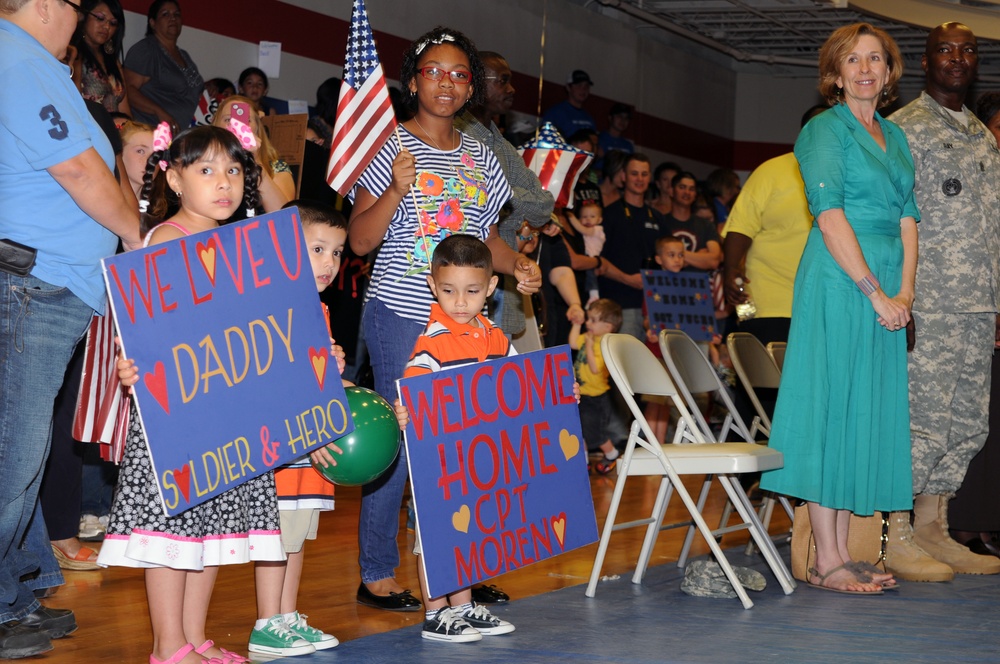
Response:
[418,67,471,84]
[485,75,512,86]
[60,0,87,16]
[89,11,120,27]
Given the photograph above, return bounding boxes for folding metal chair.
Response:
[585,334,795,609]
[726,332,782,438]
[660,329,794,555]
[766,341,787,372]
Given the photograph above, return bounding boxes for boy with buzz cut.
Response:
[654,235,685,273]
[570,298,624,474]
[248,200,350,657]
[400,233,518,643]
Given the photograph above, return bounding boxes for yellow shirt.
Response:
[721,152,812,318]
[573,333,610,397]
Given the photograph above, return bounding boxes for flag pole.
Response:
[535,0,548,142]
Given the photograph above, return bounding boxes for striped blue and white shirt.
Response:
[350,126,512,323]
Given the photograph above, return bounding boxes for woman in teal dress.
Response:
[760,23,919,594]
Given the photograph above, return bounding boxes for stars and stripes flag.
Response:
[325,0,397,196]
[518,123,594,209]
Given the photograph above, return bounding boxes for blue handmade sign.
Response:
[398,346,598,598]
[642,269,715,342]
[102,207,353,516]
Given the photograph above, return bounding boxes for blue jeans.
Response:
[358,298,423,584]
[0,272,91,621]
[20,501,63,597]
[80,446,118,517]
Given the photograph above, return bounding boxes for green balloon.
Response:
[312,386,401,486]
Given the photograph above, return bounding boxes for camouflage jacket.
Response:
[891,91,1000,314]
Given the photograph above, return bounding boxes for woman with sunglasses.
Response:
[347,26,540,621]
[69,0,129,115]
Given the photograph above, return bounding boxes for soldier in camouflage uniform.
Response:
[889,22,1000,581]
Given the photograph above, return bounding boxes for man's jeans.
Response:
[0,273,91,621]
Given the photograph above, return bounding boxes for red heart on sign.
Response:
[308,347,328,391]
[143,361,170,414]
[173,463,191,503]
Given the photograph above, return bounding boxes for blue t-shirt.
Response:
[597,131,634,156]
[542,101,596,140]
[0,19,117,312]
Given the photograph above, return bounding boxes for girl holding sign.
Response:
[346,25,541,620]
[99,125,283,664]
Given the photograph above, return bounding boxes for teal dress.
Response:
[759,103,919,515]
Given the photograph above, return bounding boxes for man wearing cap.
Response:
[542,70,596,140]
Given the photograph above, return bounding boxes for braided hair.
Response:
[138,125,262,232]
[400,26,484,114]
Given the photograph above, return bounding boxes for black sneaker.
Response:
[17,606,77,639]
[460,604,515,635]
[421,607,482,643]
[0,622,52,659]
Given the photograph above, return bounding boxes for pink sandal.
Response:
[150,643,195,664]
[194,640,249,664]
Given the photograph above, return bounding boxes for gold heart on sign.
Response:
[452,504,471,533]
[559,429,580,461]
[552,513,567,548]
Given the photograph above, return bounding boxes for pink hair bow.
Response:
[227,118,257,151]
[152,122,172,171]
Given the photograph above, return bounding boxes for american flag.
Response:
[326,0,397,196]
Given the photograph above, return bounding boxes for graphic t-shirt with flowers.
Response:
[351,127,512,323]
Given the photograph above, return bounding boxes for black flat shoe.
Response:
[471,584,510,604]
[17,606,77,639]
[356,583,422,612]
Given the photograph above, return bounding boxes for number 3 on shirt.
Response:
[39,104,68,140]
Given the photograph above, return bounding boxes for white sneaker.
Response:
[78,514,104,541]
[285,611,338,650]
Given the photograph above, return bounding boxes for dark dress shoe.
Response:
[0,621,52,658]
[965,538,1000,559]
[356,583,422,611]
[471,584,510,604]
[18,606,77,639]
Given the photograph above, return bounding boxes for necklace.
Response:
[412,116,457,152]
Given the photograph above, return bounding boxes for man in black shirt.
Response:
[596,153,665,339]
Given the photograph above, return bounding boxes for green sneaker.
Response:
[285,612,339,650]
[247,615,315,656]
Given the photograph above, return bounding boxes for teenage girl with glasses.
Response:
[347,25,541,640]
